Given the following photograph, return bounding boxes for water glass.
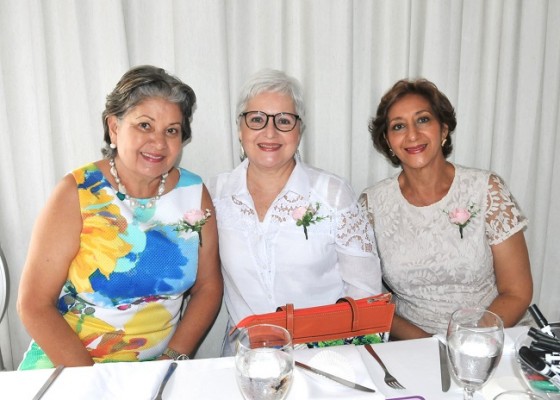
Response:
[447,307,505,400]
[235,324,294,400]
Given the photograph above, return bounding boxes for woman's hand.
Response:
[389,314,434,340]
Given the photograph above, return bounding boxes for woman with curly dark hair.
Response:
[361,78,532,339]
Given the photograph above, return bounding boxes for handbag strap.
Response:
[285,303,294,338]
[336,297,359,331]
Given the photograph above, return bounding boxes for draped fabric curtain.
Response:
[0,0,558,370]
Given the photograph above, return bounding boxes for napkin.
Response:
[69,346,384,399]
[81,358,245,400]
[292,344,385,400]
[81,360,178,400]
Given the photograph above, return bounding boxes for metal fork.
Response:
[364,344,405,390]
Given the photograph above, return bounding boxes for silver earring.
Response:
[441,138,447,147]
[239,145,246,161]
[389,148,395,156]
[110,143,117,149]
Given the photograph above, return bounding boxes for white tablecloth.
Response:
[0,326,532,400]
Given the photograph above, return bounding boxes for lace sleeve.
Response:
[336,200,376,254]
[359,192,375,228]
[337,197,382,296]
[485,174,528,245]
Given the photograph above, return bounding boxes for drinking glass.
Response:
[447,307,505,400]
[235,324,294,400]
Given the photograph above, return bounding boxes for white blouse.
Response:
[207,159,382,331]
[361,164,528,335]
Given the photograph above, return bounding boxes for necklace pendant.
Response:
[116,192,126,201]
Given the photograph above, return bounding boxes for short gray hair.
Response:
[236,69,306,133]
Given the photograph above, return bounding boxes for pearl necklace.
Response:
[109,158,168,209]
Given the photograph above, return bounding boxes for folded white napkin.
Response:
[292,344,385,400]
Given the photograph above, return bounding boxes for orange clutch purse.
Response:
[231,293,395,344]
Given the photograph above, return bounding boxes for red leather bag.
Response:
[231,293,395,344]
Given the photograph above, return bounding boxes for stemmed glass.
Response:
[447,307,505,400]
[235,324,294,400]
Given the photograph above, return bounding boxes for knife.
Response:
[32,364,65,400]
[295,360,376,392]
[153,362,178,400]
[437,339,451,392]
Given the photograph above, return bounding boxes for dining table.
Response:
[0,326,535,399]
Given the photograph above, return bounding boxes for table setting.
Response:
[2,313,559,399]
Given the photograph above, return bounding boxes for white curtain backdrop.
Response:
[0,0,558,370]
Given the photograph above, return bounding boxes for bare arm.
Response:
[163,185,223,357]
[17,174,94,366]
[486,230,533,327]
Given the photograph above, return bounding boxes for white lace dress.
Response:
[360,164,528,335]
[208,158,382,353]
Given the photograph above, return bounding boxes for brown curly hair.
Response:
[369,79,457,167]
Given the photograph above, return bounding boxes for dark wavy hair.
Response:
[369,78,457,167]
[101,65,196,158]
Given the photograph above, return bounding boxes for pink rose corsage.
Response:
[292,202,326,240]
[444,204,479,239]
[175,209,212,246]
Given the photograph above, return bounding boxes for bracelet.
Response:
[163,347,190,360]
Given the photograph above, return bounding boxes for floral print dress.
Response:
[19,163,202,370]
[360,164,528,336]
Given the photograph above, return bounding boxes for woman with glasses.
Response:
[208,69,382,355]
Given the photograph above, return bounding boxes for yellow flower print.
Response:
[124,302,174,337]
[68,179,132,293]
[66,302,173,362]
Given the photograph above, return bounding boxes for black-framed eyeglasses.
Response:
[240,111,301,132]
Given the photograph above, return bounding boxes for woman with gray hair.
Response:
[208,69,382,355]
[17,65,222,369]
